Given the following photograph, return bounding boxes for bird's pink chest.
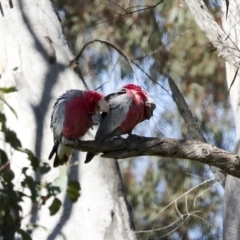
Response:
[63,98,92,140]
[119,95,144,134]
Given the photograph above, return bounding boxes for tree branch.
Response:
[168,75,205,142]
[168,74,226,186]
[95,1,164,26]
[72,39,133,72]
[65,136,240,179]
[70,39,134,89]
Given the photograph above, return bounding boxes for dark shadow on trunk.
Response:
[47,153,79,240]
[18,0,81,227]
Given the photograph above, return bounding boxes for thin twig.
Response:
[144,178,214,239]
[228,67,239,93]
[175,200,184,219]
[72,39,133,72]
[95,1,164,26]
[131,61,169,93]
[150,177,214,232]
[134,211,201,234]
[0,160,10,171]
[193,182,219,207]
[148,216,189,239]
[108,0,127,13]
[131,30,191,61]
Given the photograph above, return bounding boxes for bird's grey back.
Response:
[95,91,133,141]
[50,90,85,140]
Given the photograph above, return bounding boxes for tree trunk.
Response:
[184,0,240,239]
[0,0,135,239]
[221,2,240,239]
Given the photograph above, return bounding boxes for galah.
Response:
[48,89,109,167]
[85,84,156,163]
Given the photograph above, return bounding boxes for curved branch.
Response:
[72,39,133,72]
[65,136,240,178]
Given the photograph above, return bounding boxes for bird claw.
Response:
[113,135,126,145]
[128,134,144,141]
[62,137,78,146]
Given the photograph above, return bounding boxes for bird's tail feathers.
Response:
[53,152,71,168]
[49,141,72,167]
[85,152,95,164]
[48,142,58,160]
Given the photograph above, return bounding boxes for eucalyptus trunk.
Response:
[222,1,240,239]
[185,0,240,239]
[0,0,135,239]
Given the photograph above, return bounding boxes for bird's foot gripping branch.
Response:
[65,136,240,179]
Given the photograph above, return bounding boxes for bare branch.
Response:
[168,75,205,142]
[65,136,240,179]
[131,61,169,92]
[228,67,239,93]
[168,74,226,186]
[72,39,133,72]
[95,1,164,26]
[70,39,134,89]
[0,160,10,171]
[130,30,192,61]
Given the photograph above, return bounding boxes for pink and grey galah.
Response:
[85,84,156,163]
[48,89,109,167]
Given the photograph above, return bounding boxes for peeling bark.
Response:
[185,0,240,67]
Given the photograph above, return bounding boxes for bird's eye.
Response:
[97,106,100,110]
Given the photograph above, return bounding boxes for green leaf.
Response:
[46,184,61,196]
[1,168,15,181]
[0,148,8,165]
[20,149,39,170]
[0,95,17,118]
[18,229,32,240]
[0,87,17,94]
[0,149,14,181]
[26,223,47,231]
[0,112,6,124]
[5,129,22,149]
[40,162,51,174]
[22,167,29,174]
[49,197,62,216]
[67,180,81,202]
[21,175,39,202]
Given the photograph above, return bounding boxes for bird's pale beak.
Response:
[145,100,156,118]
[98,98,110,113]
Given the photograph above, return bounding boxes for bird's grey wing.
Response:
[50,89,85,140]
[104,87,126,102]
[85,88,131,164]
[95,93,133,141]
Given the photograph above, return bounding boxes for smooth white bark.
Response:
[221,1,240,239]
[184,0,240,239]
[0,0,135,239]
